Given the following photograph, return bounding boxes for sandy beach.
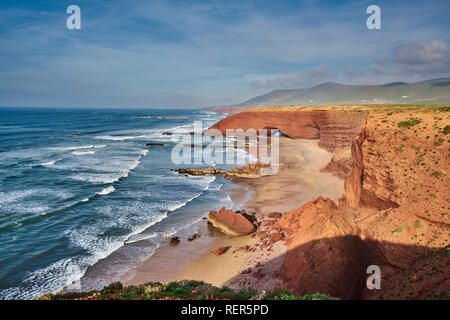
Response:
[120,137,344,290]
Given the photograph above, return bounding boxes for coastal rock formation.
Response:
[146,143,165,146]
[268,212,282,219]
[206,107,368,152]
[170,237,180,246]
[225,162,271,178]
[214,246,230,255]
[276,197,368,299]
[273,107,449,299]
[175,168,225,176]
[174,163,270,178]
[208,207,257,237]
[322,147,352,180]
[342,127,400,210]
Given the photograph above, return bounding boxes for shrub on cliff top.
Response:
[269,289,339,300]
[397,118,421,128]
[38,281,340,300]
[444,125,450,135]
[430,171,445,179]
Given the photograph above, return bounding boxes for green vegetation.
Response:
[268,289,338,300]
[414,219,423,229]
[430,171,445,179]
[434,139,444,146]
[397,118,421,128]
[444,125,450,135]
[37,280,339,301]
[392,226,403,234]
[393,144,405,152]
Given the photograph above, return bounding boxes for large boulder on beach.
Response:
[207,207,256,237]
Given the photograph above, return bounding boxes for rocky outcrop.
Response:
[274,108,449,299]
[322,147,352,180]
[206,108,368,152]
[342,128,367,208]
[225,162,271,178]
[146,143,165,146]
[175,168,225,176]
[174,163,270,178]
[208,208,257,237]
[276,197,368,299]
[343,127,400,210]
[170,237,180,246]
[214,246,231,255]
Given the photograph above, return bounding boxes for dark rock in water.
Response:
[175,168,225,176]
[188,234,201,241]
[182,144,207,148]
[170,236,180,246]
[146,143,165,146]
[214,246,231,255]
[162,132,172,136]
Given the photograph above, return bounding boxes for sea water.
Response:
[0,107,247,299]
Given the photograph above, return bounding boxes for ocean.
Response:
[0,107,250,299]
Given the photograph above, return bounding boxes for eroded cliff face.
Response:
[207,106,448,299]
[276,197,368,299]
[275,107,449,299]
[206,107,368,152]
[322,147,352,180]
[342,128,399,209]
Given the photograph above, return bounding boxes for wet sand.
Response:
[120,137,344,290]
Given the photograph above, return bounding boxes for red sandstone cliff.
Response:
[206,108,368,152]
[274,108,449,299]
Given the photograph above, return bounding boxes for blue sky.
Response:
[0,0,449,108]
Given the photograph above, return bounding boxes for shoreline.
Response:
[119,137,345,290]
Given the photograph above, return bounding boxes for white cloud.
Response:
[0,1,449,107]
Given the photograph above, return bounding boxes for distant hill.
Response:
[209,78,450,111]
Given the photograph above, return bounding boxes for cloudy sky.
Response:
[0,0,449,108]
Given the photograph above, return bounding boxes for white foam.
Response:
[69,151,145,184]
[97,186,115,196]
[72,150,95,156]
[94,135,146,141]
[36,159,60,167]
[52,145,95,151]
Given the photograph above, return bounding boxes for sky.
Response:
[0,0,449,108]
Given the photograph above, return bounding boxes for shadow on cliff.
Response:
[228,235,446,300]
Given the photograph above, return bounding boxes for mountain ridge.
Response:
[208,77,450,111]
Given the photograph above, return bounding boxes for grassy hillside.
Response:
[233,78,450,108]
